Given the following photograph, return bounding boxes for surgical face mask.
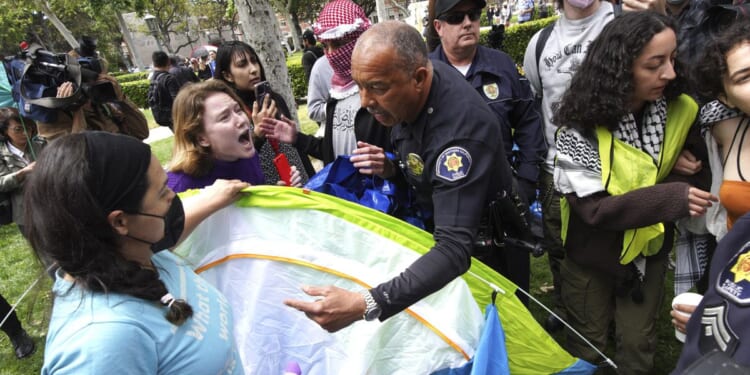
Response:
[126,195,185,252]
[567,0,596,9]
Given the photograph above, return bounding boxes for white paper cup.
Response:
[671,292,703,342]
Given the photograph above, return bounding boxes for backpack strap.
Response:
[535,24,554,71]
[534,23,555,95]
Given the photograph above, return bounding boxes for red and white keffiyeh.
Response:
[314,0,371,94]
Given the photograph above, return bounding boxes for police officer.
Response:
[672,213,750,373]
[283,21,514,332]
[430,0,545,305]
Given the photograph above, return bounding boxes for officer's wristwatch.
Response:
[359,289,382,321]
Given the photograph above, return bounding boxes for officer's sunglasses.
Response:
[437,8,482,25]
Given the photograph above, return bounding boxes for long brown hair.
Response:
[168,80,248,176]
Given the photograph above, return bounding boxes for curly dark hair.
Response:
[25,133,192,325]
[692,21,750,102]
[552,11,682,132]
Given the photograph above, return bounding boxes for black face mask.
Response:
[126,195,185,252]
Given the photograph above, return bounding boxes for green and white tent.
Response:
[175,186,593,374]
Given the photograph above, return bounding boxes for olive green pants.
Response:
[560,255,667,375]
[539,170,564,312]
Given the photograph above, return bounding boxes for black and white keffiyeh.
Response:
[555,99,671,278]
[612,98,667,162]
[699,100,744,135]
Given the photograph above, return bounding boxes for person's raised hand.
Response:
[259,115,298,144]
[284,285,366,333]
[351,141,394,178]
[622,0,666,14]
[251,94,278,130]
[56,82,75,98]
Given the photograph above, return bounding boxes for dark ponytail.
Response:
[160,292,194,325]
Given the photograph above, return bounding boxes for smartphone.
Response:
[273,152,292,186]
[254,81,272,109]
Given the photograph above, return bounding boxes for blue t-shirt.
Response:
[167,155,265,193]
[518,0,534,22]
[42,251,244,375]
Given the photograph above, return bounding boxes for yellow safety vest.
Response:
[560,94,698,265]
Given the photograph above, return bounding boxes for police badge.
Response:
[407,153,424,176]
[483,83,499,100]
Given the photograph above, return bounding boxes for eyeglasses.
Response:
[438,9,482,25]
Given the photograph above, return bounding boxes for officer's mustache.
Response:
[366,107,386,116]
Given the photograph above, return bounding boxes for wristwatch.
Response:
[359,289,382,321]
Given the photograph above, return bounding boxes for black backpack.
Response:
[147,72,173,127]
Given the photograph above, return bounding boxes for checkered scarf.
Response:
[612,98,667,161]
[314,0,371,92]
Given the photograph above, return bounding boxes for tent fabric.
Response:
[174,186,592,374]
[432,302,511,375]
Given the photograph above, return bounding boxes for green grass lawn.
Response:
[0,105,682,373]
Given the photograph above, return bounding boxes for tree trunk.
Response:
[116,12,146,70]
[235,0,298,126]
[390,0,410,19]
[286,12,301,52]
[39,0,79,50]
[375,0,387,22]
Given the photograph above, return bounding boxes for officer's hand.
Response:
[351,141,395,178]
[671,303,697,334]
[672,149,702,176]
[259,115,298,144]
[284,285,366,333]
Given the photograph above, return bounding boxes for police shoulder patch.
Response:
[716,240,750,306]
[435,146,472,182]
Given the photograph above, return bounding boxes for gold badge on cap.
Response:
[483,83,499,100]
[407,153,424,176]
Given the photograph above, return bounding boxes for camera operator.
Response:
[30,42,148,143]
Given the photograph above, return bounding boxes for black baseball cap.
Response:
[434,0,487,17]
[302,29,316,43]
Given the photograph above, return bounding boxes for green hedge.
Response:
[116,71,150,83]
[121,79,150,109]
[479,16,557,65]
[287,56,307,100]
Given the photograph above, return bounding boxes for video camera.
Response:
[10,43,117,122]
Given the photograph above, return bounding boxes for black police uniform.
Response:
[430,45,541,305]
[672,212,750,373]
[370,60,514,320]
[429,45,545,199]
